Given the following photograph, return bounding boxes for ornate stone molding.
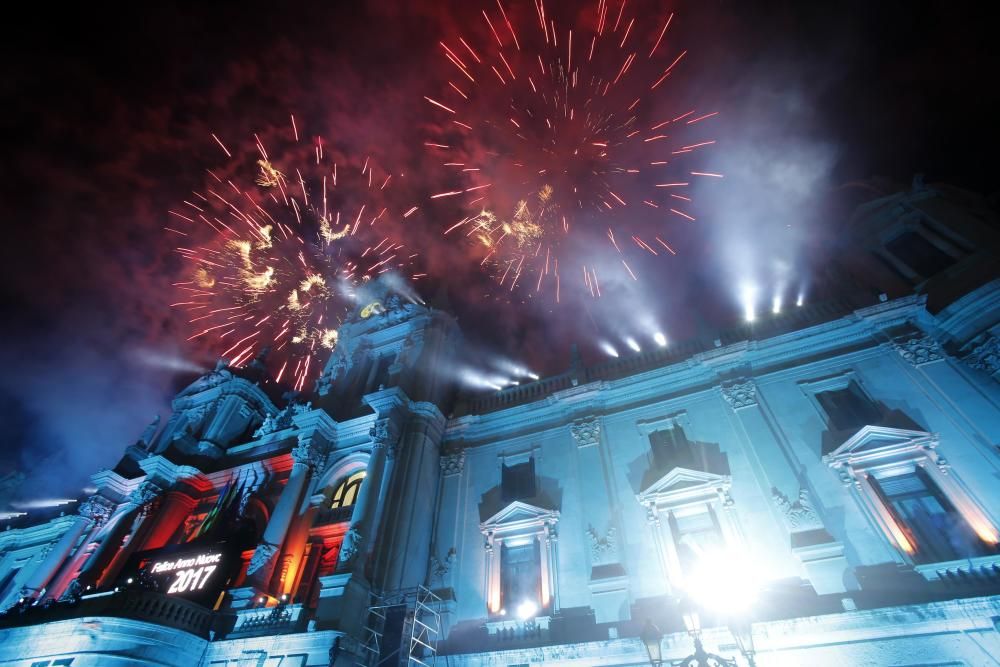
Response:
[772,487,823,532]
[430,547,457,580]
[721,379,757,410]
[585,524,618,565]
[569,418,601,448]
[338,527,363,564]
[963,334,1000,377]
[440,450,466,476]
[893,333,944,366]
[78,495,114,527]
[247,542,279,575]
[128,481,163,508]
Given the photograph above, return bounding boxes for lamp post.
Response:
[641,602,758,667]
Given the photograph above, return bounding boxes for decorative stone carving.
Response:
[291,434,327,472]
[176,359,234,399]
[721,379,757,409]
[78,495,114,527]
[585,524,618,565]
[893,333,944,366]
[772,487,823,532]
[247,542,279,575]
[338,527,363,564]
[369,419,399,450]
[128,481,162,508]
[569,418,601,448]
[430,547,457,580]
[440,450,466,476]
[964,334,1000,377]
[58,578,84,603]
[253,396,314,438]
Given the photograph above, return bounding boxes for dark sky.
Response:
[0,0,995,503]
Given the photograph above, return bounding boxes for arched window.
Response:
[330,471,366,509]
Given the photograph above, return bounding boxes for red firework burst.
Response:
[167,118,423,392]
[425,0,721,301]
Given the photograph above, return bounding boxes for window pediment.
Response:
[480,501,559,535]
[638,467,730,506]
[823,425,936,467]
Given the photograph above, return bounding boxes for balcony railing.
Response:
[0,589,222,639]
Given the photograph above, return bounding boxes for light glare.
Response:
[654,332,667,347]
[600,342,619,358]
[626,337,641,352]
[516,600,538,620]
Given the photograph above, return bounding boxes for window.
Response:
[330,471,366,509]
[500,540,542,615]
[824,426,1000,576]
[650,426,693,471]
[885,230,956,279]
[637,467,743,593]
[669,507,725,574]
[870,469,995,564]
[501,459,536,502]
[816,381,880,432]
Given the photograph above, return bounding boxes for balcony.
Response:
[0,589,224,639]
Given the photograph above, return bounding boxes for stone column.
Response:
[94,481,164,587]
[540,523,561,612]
[247,433,326,590]
[380,410,444,591]
[336,419,394,572]
[20,516,93,599]
[365,435,399,568]
[140,490,199,551]
[43,495,115,599]
[427,450,465,590]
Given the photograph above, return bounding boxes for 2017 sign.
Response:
[126,545,235,606]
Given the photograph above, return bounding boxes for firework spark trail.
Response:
[168,118,422,391]
[424,0,721,301]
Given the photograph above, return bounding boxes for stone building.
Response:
[1,180,999,666]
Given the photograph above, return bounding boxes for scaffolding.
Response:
[356,586,442,667]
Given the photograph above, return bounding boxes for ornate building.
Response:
[1,180,999,666]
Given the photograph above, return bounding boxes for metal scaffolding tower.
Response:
[356,586,442,667]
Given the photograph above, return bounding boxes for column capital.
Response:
[369,418,400,450]
[963,333,1000,376]
[78,495,115,527]
[292,431,329,471]
[440,450,466,476]
[893,332,944,366]
[569,417,601,448]
[128,481,163,507]
[721,378,757,410]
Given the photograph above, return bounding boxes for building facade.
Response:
[2,180,1000,666]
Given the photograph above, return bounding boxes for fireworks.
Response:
[425,0,721,300]
[168,119,422,391]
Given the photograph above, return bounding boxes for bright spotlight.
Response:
[626,337,641,352]
[772,294,782,314]
[528,372,540,380]
[796,293,804,307]
[654,332,667,347]
[683,549,761,615]
[516,600,538,620]
[740,283,758,323]
[600,342,619,358]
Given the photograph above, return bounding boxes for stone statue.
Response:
[138,415,160,449]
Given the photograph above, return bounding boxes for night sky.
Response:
[1,0,995,504]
